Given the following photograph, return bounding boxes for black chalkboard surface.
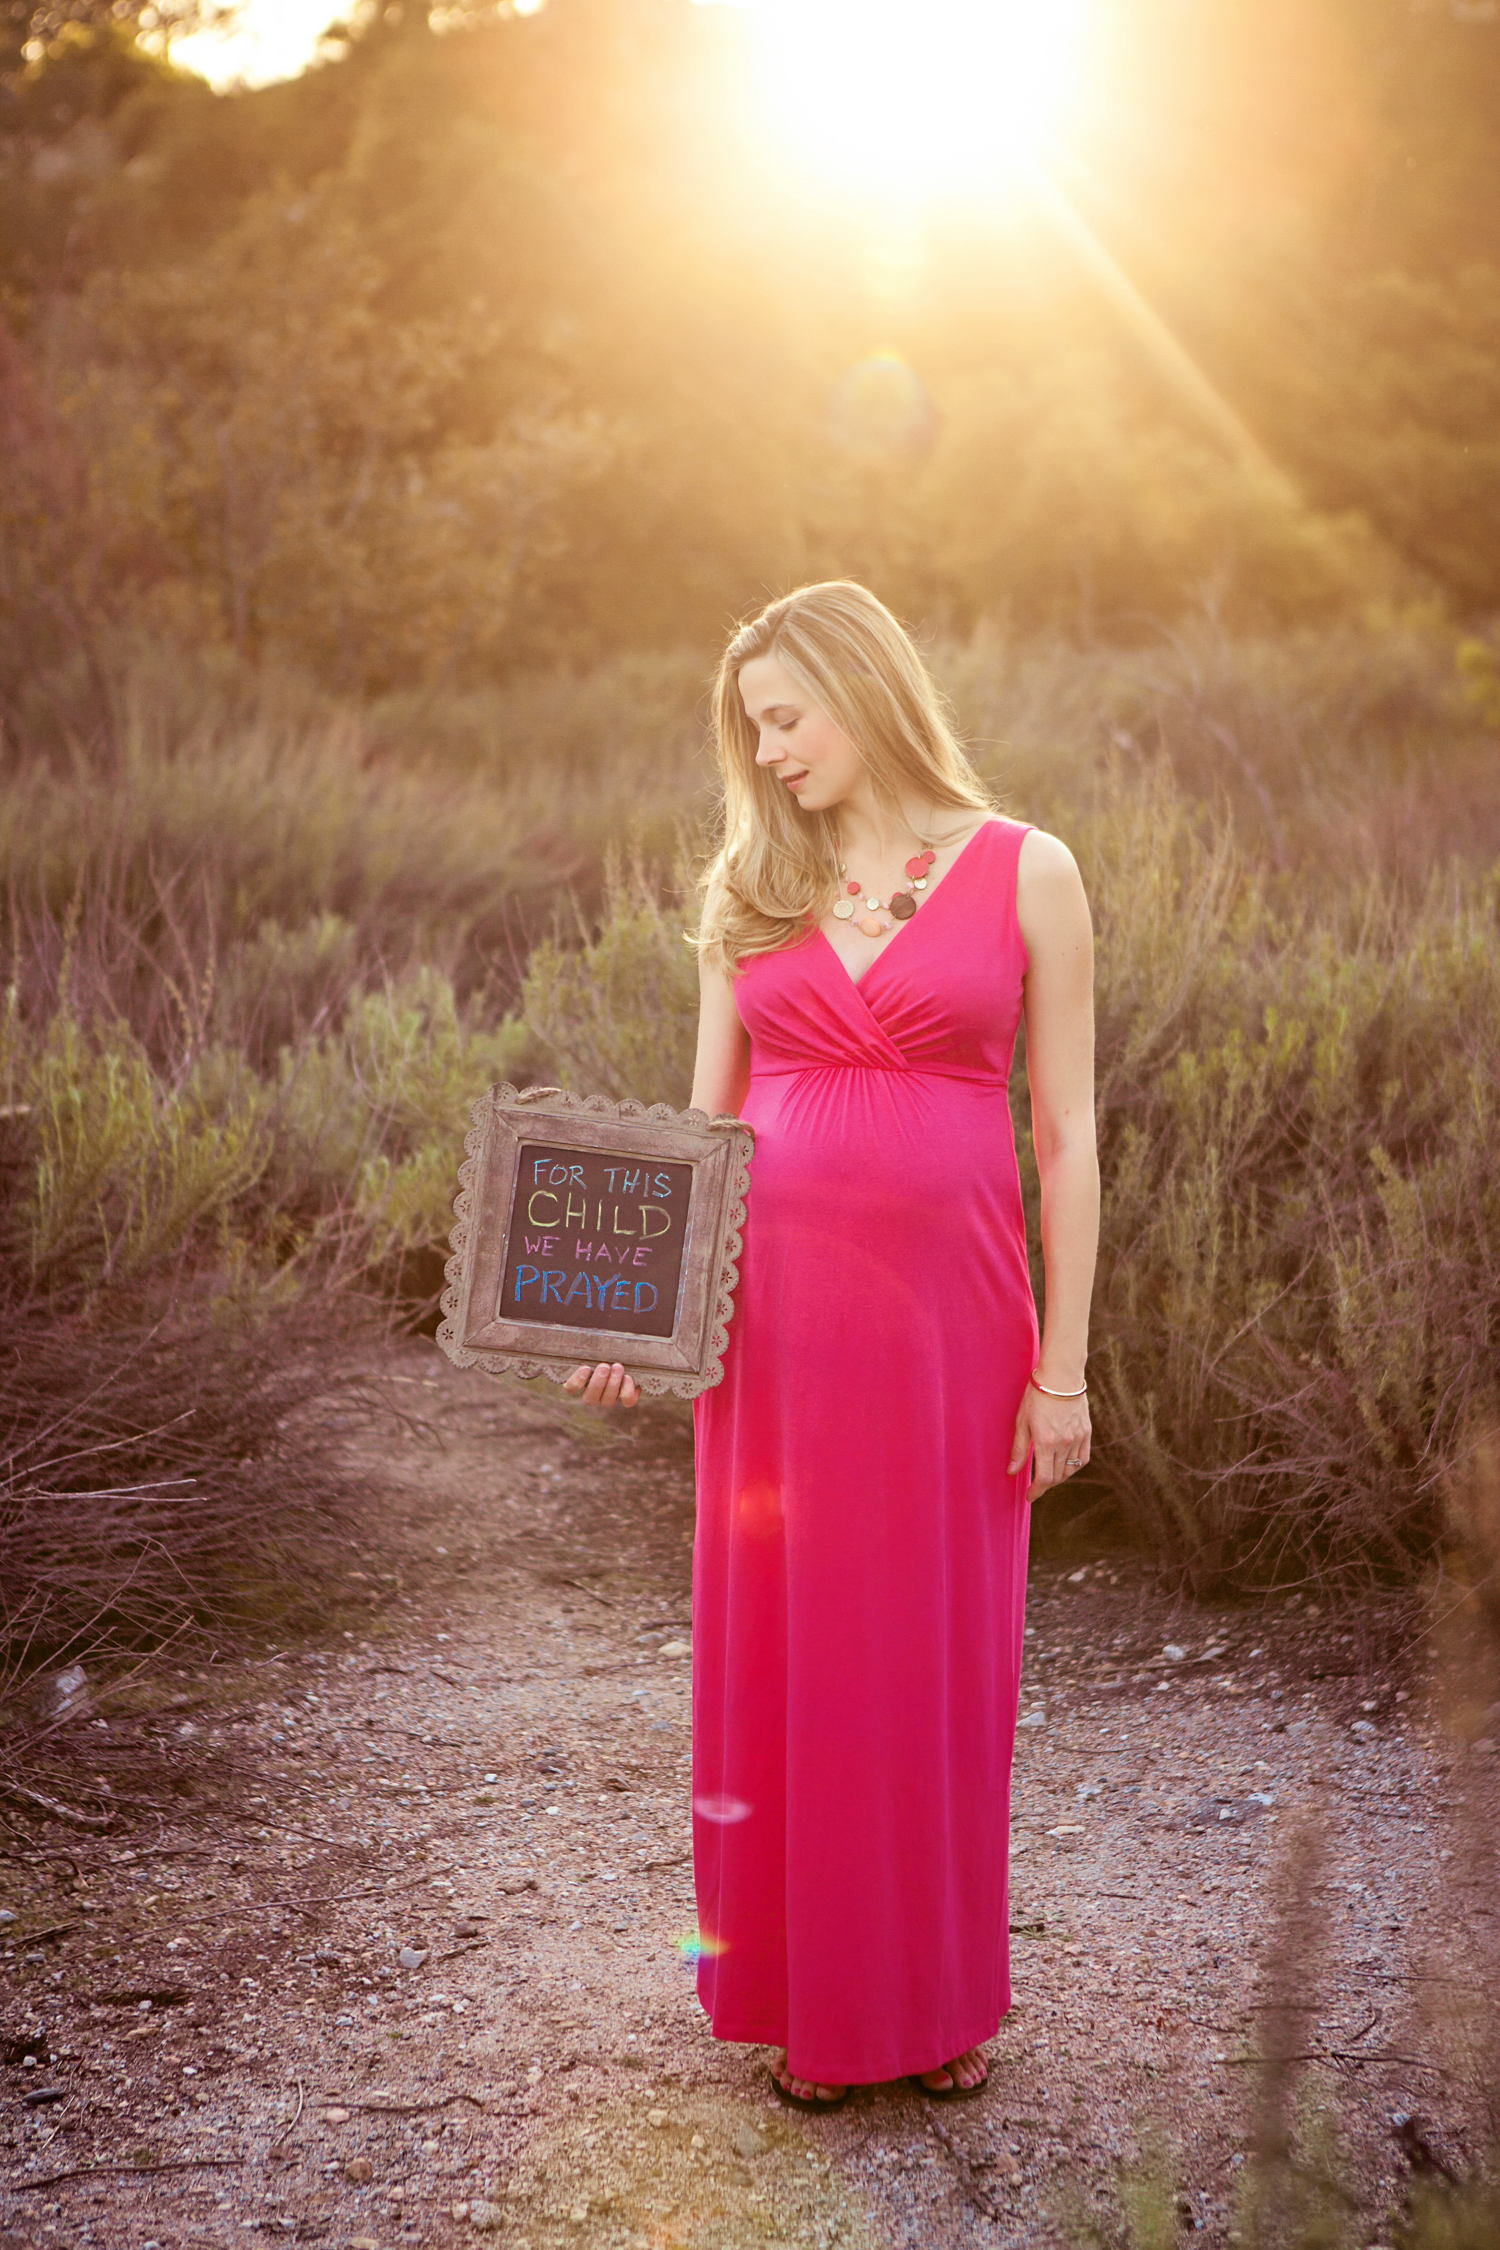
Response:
[501,1144,694,1340]
[438,1086,754,1398]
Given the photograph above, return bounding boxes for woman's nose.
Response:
[755,734,784,766]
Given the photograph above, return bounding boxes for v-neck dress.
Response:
[691,815,1037,2085]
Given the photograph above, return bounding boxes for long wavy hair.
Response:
[697,581,994,971]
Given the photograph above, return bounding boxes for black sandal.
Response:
[768,2065,849,2111]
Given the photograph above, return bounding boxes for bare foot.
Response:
[917,2046,988,2093]
[772,2050,847,2106]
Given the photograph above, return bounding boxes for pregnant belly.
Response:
[739,1067,1033,1320]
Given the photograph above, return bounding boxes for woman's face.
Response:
[738,651,865,814]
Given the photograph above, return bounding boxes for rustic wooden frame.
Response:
[436,1085,754,1399]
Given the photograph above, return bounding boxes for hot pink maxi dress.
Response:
[691,815,1038,2086]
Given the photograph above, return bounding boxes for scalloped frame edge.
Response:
[435,1084,753,1400]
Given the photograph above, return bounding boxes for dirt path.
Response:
[3,1340,1493,2250]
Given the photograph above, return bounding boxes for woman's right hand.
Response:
[562,1362,640,1409]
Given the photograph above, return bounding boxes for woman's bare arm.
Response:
[1008,829,1099,1500]
[690,948,752,1117]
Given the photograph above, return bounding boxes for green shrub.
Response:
[1083,810,1500,1589]
[521,853,701,1108]
[23,1009,270,1290]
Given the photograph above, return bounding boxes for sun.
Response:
[739,0,1093,201]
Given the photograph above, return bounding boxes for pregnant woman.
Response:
[567,580,1098,2107]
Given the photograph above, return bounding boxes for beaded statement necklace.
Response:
[832,844,937,938]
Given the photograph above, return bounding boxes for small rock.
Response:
[1066,1568,1088,1583]
[313,1949,342,1966]
[344,2156,374,2184]
[1018,1709,1046,1728]
[1163,1644,1186,1662]
[647,2107,668,2128]
[1472,1737,1495,1755]
[399,1946,429,1970]
[454,1920,483,1939]
[22,2087,67,2108]
[468,2200,504,2232]
[568,2203,590,2223]
[1350,1719,1376,1739]
[34,1664,90,1723]
[735,2126,767,2159]
[0,1909,15,1924]
[350,2240,378,2250]
[319,2107,350,2124]
[690,2133,706,2151]
[658,1639,691,1659]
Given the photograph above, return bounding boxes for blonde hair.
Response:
[698,581,993,971]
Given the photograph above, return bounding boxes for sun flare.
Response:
[742,0,1093,200]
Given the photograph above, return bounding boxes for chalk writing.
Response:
[498,1142,693,1340]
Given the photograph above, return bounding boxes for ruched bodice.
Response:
[736,822,1027,1085]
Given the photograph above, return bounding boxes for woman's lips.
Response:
[782,772,808,790]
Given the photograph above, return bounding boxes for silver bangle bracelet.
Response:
[1029,1370,1088,1399]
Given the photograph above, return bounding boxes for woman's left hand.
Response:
[1008,1383,1091,1502]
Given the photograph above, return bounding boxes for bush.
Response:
[1079,795,1500,1588]
[520,853,700,1108]
[0,1290,360,1671]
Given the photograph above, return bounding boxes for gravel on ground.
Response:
[2,1338,1495,2250]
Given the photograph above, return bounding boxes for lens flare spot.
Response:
[735,1478,782,1537]
[830,350,936,460]
[692,1791,753,1825]
[673,1923,730,1965]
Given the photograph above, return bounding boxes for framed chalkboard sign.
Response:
[437,1085,754,1399]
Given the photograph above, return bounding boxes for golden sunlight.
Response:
[741,0,1093,198]
[168,0,348,89]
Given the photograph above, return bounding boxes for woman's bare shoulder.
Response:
[1016,824,1084,883]
[1015,826,1091,949]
